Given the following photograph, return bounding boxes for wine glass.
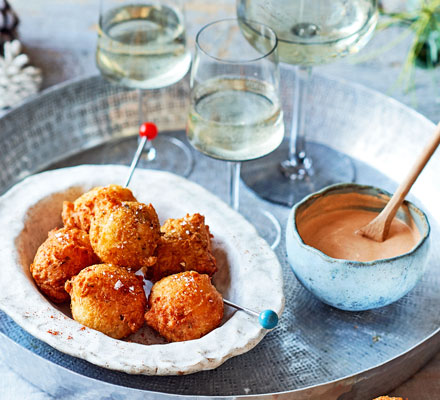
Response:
[237,0,378,205]
[187,19,284,248]
[96,0,193,176]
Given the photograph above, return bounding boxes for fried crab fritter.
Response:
[62,185,137,232]
[65,264,146,339]
[30,227,99,303]
[89,201,160,270]
[145,271,224,342]
[372,397,403,400]
[147,213,217,282]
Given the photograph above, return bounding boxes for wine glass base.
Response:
[241,141,355,207]
[279,156,314,180]
[139,136,194,177]
[240,208,281,250]
[104,132,194,178]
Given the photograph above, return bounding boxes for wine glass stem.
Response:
[138,89,144,126]
[289,66,312,165]
[229,161,241,211]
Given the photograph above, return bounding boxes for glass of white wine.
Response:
[187,19,284,248]
[237,0,378,205]
[96,0,193,176]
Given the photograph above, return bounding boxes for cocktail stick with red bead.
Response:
[124,122,158,187]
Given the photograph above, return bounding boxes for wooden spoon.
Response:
[358,121,440,242]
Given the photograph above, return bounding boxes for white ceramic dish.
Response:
[0,165,284,375]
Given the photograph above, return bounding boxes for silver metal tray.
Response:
[0,72,439,400]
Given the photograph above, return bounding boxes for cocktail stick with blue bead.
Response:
[223,299,279,330]
[125,122,279,330]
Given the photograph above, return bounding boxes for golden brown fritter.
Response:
[145,271,224,342]
[147,213,217,282]
[89,201,160,270]
[62,185,137,232]
[372,398,404,400]
[65,264,146,339]
[30,227,99,303]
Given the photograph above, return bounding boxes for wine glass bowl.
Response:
[238,0,378,67]
[187,19,283,163]
[237,0,378,206]
[96,1,191,89]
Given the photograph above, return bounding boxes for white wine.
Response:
[96,3,191,89]
[187,77,284,161]
[237,0,377,66]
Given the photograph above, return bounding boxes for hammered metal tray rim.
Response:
[1,71,440,398]
[317,72,435,128]
[1,73,99,119]
[1,325,437,398]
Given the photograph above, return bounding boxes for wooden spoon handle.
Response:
[382,121,440,231]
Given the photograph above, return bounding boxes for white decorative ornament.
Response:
[0,40,42,109]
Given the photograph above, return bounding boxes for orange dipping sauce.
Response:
[298,209,420,262]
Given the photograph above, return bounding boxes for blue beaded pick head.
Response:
[258,309,278,329]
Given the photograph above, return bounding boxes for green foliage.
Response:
[379,0,440,90]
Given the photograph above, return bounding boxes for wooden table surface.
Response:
[3,0,440,398]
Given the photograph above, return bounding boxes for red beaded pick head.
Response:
[139,122,158,140]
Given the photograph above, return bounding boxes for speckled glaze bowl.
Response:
[286,183,430,311]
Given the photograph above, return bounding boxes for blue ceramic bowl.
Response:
[286,183,431,311]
